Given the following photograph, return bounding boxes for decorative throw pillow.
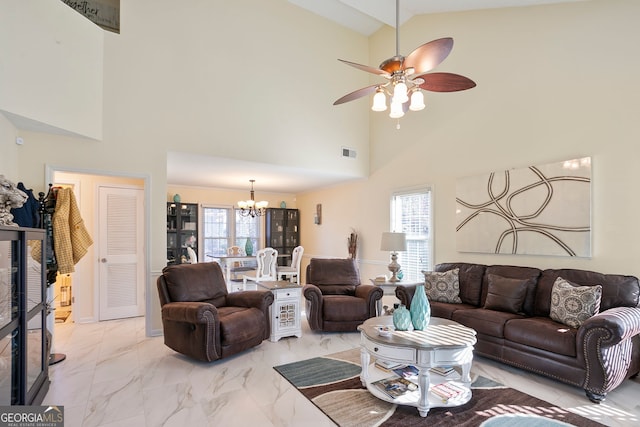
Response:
[423,268,462,303]
[549,277,602,329]
[483,274,529,314]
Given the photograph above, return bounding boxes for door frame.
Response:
[45,165,152,335]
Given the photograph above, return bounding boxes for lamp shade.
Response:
[380,232,407,252]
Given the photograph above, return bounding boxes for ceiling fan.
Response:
[333,0,476,126]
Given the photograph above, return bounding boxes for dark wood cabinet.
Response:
[265,208,299,266]
[0,226,49,405]
[166,202,198,265]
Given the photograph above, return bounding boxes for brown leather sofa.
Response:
[303,258,383,332]
[396,262,640,402]
[157,262,274,362]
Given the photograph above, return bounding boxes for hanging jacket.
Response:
[53,188,93,274]
[10,182,40,228]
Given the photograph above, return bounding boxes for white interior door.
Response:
[98,185,145,320]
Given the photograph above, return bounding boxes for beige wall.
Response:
[0,115,18,179]
[300,0,640,282]
[0,1,103,139]
[167,185,297,212]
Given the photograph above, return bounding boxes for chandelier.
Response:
[333,0,475,129]
[237,180,268,217]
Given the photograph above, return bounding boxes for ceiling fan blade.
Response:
[417,72,476,92]
[403,37,454,75]
[338,59,390,77]
[333,84,380,105]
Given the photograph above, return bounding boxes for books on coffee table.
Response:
[430,382,467,401]
[374,359,405,372]
[429,366,456,377]
[393,365,419,381]
[372,376,419,399]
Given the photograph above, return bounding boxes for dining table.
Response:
[212,253,291,290]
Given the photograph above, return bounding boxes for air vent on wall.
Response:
[342,147,357,159]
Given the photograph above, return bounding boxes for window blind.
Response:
[391,189,433,281]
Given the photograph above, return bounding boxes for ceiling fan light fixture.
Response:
[409,90,425,111]
[392,81,409,104]
[389,101,405,119]
[371,89,387,111]
[332,0,475,128]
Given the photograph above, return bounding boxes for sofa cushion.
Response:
[218,306,265,346]
[322,295,369,321]
[504,317,577,357]
[483,265,541,315]
[429,301,476,320]
[162,262,227,304]
[452,308,523,338]
[424,268,462,303]
[435,263,486,306]
[308,258,360,287]
[483,274,529,314]
[549,277,602,329]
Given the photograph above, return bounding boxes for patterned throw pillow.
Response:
[423,268,462,303]
[549,277,602,329]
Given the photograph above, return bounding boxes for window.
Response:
[390,188,433,281]
[234,210,260,251]
[202,206,261,261]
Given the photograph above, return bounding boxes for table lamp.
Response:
[380,232,407,282]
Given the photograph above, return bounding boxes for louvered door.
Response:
[98,186,144,320]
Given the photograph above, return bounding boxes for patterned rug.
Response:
[273,349,606,427]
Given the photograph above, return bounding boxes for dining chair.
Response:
[227,245,254,282]
[243,247,278,290]
[186,246,198,264]
[277,245,304,284]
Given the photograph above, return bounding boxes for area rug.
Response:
[273,349,605,427]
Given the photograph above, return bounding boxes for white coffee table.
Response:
[358,316,476,417]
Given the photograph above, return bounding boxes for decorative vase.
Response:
[410,285,431,330]
[173,194,181,203]
[245,238,254,256]
[393,304,412,331]
[280,201,287,208]
[397,270,404,281]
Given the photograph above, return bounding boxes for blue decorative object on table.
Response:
[245,238,254,256]
[173,194,181,203]
[410,284,431,330]
[393,304,411,331]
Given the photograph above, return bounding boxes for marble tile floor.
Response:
[43,315,640,427]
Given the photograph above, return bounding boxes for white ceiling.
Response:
[168,0,588,194]
[288,0,588,35]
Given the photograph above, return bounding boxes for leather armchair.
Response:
[303,258,383,332]
[157,262,274,362]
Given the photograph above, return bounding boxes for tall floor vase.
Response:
[410,285,431,330]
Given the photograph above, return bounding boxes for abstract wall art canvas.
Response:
[456,157,591,257]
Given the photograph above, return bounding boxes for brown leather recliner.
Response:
[157,262,274,362]
[303,258,383,332]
